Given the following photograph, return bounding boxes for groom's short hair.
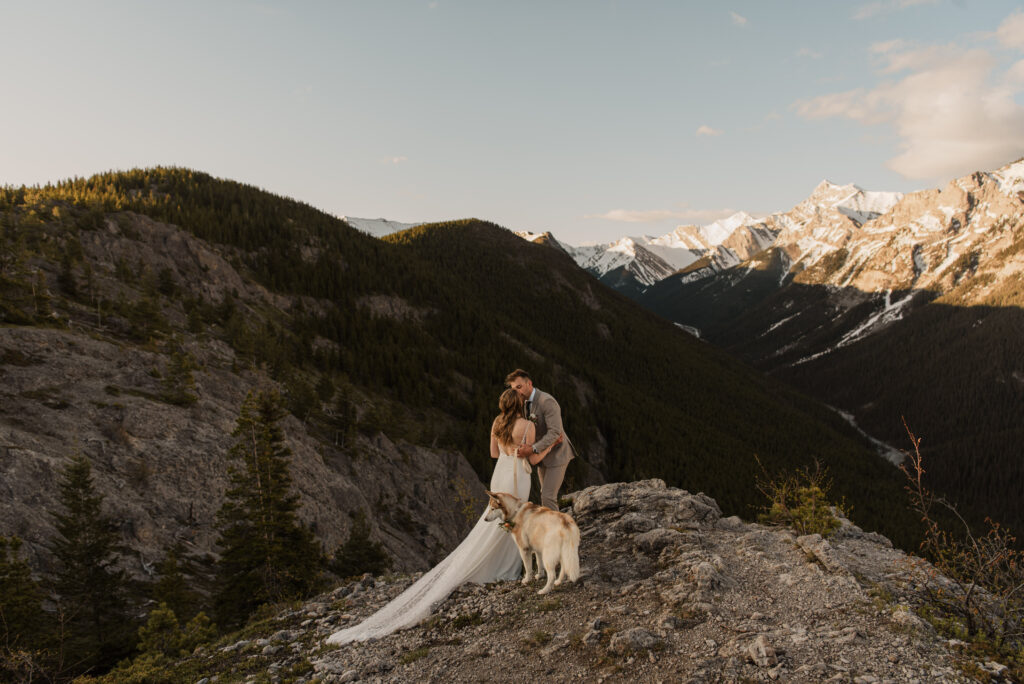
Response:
[505,368,531,385]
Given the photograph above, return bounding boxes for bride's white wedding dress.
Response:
[326,446,531,644]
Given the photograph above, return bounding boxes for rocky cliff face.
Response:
[0,213,486,577]
[159,480,996,683]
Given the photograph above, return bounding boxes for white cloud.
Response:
[996,10,1024,51]
[730,11,747,26]
[586,207,737,224]
[796,47,823,59]
[696,125,723,137]
[854,0,939,21]
[794,14,1024,181]
[1008,59,1024,85]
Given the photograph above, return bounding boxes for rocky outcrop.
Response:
[0,324,486,576]
[165,480,995,683]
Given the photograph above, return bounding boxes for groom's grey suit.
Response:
[526,389,574,510]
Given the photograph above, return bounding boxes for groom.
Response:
[506,369,574,511]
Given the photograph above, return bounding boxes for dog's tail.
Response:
[560,520,581,582]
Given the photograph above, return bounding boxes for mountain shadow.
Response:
[647,276,1024,535]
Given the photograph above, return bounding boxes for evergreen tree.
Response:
[151,545,203,623]
[330,391,357,447]
[315,373,334,404]
[58,252,77,297]
[97,604,215,683]
[135,603,214,658]
[33,270,51,318]
[155,267,176,297]
[284,374,318,424]
[213,390,323,627]
[0,536,53,679]
[49,454,133,672]
[329,510,392,579]
[160,348,198,406]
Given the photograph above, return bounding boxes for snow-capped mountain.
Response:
[654,211,779,271]
[642,158,1024,346]
[343,216,423,238]
[531,211,782,293]
[528,181,907,297]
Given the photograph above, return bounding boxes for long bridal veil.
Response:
[326,451,531,644]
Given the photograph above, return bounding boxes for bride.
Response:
[326,388,554,644]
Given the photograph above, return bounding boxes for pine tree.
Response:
[330,391,357,447]
[99,603,216,682]
[160,348,198,406]
[151,545,203,623]
[32,270,51,318]
[329,510,392,579]
[213,390,323,627]
[49,454,133,672]
[57,253,77,297]
[0,536,53,679]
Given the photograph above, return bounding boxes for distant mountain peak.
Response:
[343,216,423,238]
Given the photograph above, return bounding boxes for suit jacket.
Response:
[528,389,574,468]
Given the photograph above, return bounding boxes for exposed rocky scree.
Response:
[186,481,1002,683]
[0,324,485,576]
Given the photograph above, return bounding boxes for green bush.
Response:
[756,458,843,537]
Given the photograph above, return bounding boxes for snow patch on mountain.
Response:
[344,217,423,237]
[834,187,903,226]
[992,158,1024,195]
[831,407,905,466]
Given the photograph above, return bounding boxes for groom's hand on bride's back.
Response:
[519,434,563,459]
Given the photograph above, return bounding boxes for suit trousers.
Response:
[537,461,568,510]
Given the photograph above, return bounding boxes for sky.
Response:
[2,1,1024,245]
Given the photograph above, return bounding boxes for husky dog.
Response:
[485,490,580,595]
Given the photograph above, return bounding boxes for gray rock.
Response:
[609,627,661,654]
[691,561,722,590]
[746,635,778,667]
[796,533,844,573]
[660,614,686,630]
[634,528,686,554]
[610,512,657,534]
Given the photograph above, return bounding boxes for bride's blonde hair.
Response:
[493,388,525,447]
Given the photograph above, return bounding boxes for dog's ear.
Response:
[485,490,496,500]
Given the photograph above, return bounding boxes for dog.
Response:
[484,490,580,595]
